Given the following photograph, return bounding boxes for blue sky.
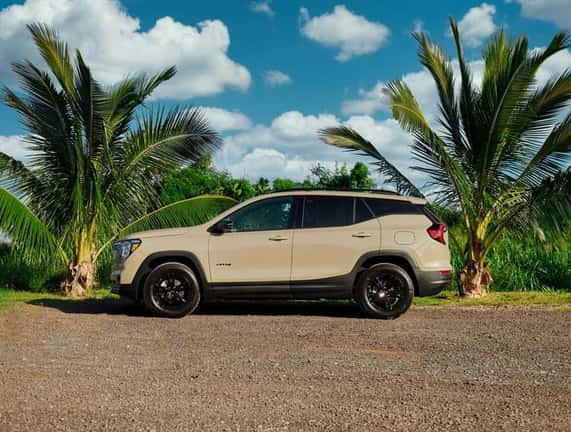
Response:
[0,0,569,182]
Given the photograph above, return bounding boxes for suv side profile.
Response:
[111,190,452,319]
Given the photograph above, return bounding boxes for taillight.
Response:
[427,223,447,245]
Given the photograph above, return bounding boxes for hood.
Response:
[125,225,202,240]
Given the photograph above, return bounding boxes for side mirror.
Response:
[213,218,234,233]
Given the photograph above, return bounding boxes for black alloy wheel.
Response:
[355,263,414,319]
[143,262,200,318]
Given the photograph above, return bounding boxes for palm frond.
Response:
[122,106,222,174]
[383,81,474,209]
[0,186,66,264]
[504,69,571,180]
[480,31,570,191]
[136,66,177,101]
[73,50,106,162]
[319,126,423,197]
[449,17,479,161]
[519,112,571,186]
[413,31,467,160]
[0,152,41,200]
[27,23,75,97]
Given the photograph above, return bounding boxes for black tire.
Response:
[143,262,201,318]
[355,263,414,319]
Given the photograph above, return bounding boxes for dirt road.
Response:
[0,300,569,431]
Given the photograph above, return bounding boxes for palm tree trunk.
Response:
[459,234,493,298]
[61,241,96,297]
[460,258,493,298]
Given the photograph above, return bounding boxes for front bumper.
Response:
[110,271,138,300]
[416,270,453,296]
[111,282,138,300]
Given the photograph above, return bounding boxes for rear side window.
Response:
[365,198,421,217]
[355,198,375,223]
[303,196,353,228]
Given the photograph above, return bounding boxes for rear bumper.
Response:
[415,270,452,297]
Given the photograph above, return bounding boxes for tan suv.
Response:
[111,190,452,319]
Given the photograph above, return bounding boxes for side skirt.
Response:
[207,275,354,301]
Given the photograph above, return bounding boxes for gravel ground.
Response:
[0,300,570,432]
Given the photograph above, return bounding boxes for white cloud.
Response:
[214,110,414,185]
[264,70,292,87]
[455,3,497,47]
[508,0,571,29]
[0,135,28,162]
[413,19,424,34]
[200,108,252,132]
[250,1,274,17]
[227,148,320,180]
[342,82,386,115]
[270,111,338,140]
[0,0,251,99]
[299,5,390,62]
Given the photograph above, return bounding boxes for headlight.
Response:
[113,239,141,260]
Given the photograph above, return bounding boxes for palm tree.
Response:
[0,24,234,296]
[320,19,571,298]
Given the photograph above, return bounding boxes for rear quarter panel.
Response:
[379,214,451,271]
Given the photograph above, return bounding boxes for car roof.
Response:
[255,189,427,205]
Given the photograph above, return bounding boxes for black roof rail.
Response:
[270,187,401,195]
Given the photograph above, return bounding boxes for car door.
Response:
[291,196,381,298]
[209,196,295,292]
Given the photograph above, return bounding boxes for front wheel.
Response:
[143,262,201,318]
[355,263,414,319]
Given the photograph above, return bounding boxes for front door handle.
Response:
[268,235,288,241]
[352,232,372,238]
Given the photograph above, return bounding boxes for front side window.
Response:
[230,197,293,232]
[302,196,354,228]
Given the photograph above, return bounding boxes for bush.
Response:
[0,249,113,292]
[448,233,570,292]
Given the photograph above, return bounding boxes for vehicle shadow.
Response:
[26,298,365,318]
[26,298,146,316]
[196,301,364,318]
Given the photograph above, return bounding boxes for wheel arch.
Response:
[355,252,419,295]
[132,251,209,301]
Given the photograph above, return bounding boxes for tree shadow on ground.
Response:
[26,298,365,318]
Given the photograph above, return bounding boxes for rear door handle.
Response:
[352,232,372,238]
[268,235,288,241]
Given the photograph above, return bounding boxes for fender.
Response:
[131,250,210,301]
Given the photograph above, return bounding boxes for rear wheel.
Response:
[143,262,200,318]
[355,263,414,319]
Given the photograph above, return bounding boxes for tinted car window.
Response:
[231,197,293,232]
[303,196,353,228]
[355,198,375,223]
[365,198,420,217]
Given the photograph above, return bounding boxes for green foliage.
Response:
[161,158,376,202]
[161,161,255,203]
[485,235,570,291]
[310,162,376,189]
[271,178,314,191]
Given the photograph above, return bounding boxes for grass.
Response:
[413,289,571,308]
[0,287,569,312]
[0,288,118,311]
